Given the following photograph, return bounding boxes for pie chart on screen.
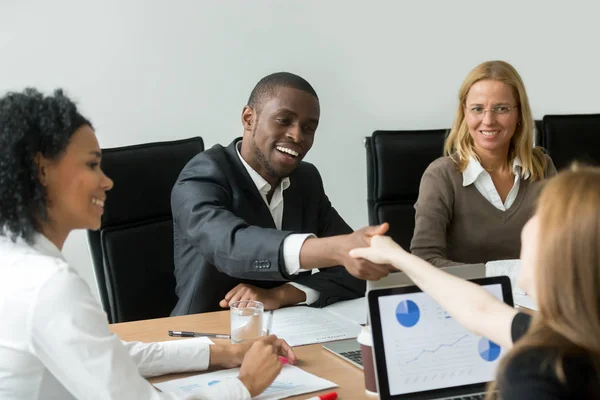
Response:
[395,300,420,327]
[478,338,501,362]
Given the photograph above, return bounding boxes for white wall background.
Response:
[2,0,599,300]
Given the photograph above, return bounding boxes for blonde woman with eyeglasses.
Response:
[351,165,600,398]
[411,60,556,267]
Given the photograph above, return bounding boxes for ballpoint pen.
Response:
[168,330,231,339]
[266,310,274,335]
[305,392,338,400]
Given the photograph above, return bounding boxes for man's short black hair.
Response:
[247,72,318,113]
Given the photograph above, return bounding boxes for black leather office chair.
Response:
[365,130,447,250]
[87,137,204,323]
[534,119,544,147]
[542,114,600,171]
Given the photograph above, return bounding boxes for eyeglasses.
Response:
[466,105,518,116]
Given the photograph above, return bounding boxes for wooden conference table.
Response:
[110,310,370,399]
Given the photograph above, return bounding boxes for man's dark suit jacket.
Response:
[170,138,365,315]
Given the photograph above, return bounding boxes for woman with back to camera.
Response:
[411,60,556,267]
[351,166,600,398]
[0,88,296,400]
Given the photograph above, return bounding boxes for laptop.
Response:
[367,264,486,293]
[322,339,364,369]
[368,276,513,400]
[322,264,486,369]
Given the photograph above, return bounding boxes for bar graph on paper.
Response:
[153,365,336,400]
[174,380,303,394]
[262,381,304,395]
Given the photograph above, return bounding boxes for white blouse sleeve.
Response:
[123,338,211,378]
[29,267,250,400]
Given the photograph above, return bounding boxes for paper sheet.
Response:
[486,259,525,295]
[264,306,362,346]
[322,297,367,325]
[153,364,337,399]
[513,293,538,310]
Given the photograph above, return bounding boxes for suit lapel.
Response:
[225,139,276,229]
[282,174,303,231]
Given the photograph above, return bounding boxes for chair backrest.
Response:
[365,130,447,250]
[542,114,600,171]
[87,137,204,323]
[534,119,544,147]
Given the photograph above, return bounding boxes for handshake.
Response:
[298,221,399,281]
[329,222,399,281]
[221,223,403,310]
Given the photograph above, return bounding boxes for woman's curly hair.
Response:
[0,88,91,243]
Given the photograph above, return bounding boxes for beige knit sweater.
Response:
[410,154,556,267]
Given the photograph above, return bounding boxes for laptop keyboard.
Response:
[340,350,363,366]
[447,394,485,400]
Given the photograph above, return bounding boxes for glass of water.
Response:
[230,300,264,343]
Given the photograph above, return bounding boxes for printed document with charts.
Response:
[486,260,537,310]
[154,365,336,400]
[263,301,364,347]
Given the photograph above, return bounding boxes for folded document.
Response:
[264,304,363,347]
[486,259,537,310]
[154,364,336,399]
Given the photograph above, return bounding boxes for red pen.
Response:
[305,392,338,400]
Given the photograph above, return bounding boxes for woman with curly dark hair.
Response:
[0,89,295,400]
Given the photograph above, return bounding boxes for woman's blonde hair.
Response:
[488,165,600,397]
[444,60,547,181]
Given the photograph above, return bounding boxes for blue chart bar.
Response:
[263,381,299,393]
[396,300,420,327]
[478,338,501,362]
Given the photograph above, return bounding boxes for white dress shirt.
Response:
[236,143,320,305]
[0,233,250,400]
[462,156,529,211]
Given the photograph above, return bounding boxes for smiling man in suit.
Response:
[170,72,391,315]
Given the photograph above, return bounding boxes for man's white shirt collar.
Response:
[236,141,290,195]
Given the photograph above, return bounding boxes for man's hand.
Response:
[238,335,296,397]
[219,283,306,310]
[335,223,394,280]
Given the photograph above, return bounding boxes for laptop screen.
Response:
[368,276,513,399]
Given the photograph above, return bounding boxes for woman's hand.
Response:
[211,334,296,370]
[348,235,406,267]
[237,335,295,397]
